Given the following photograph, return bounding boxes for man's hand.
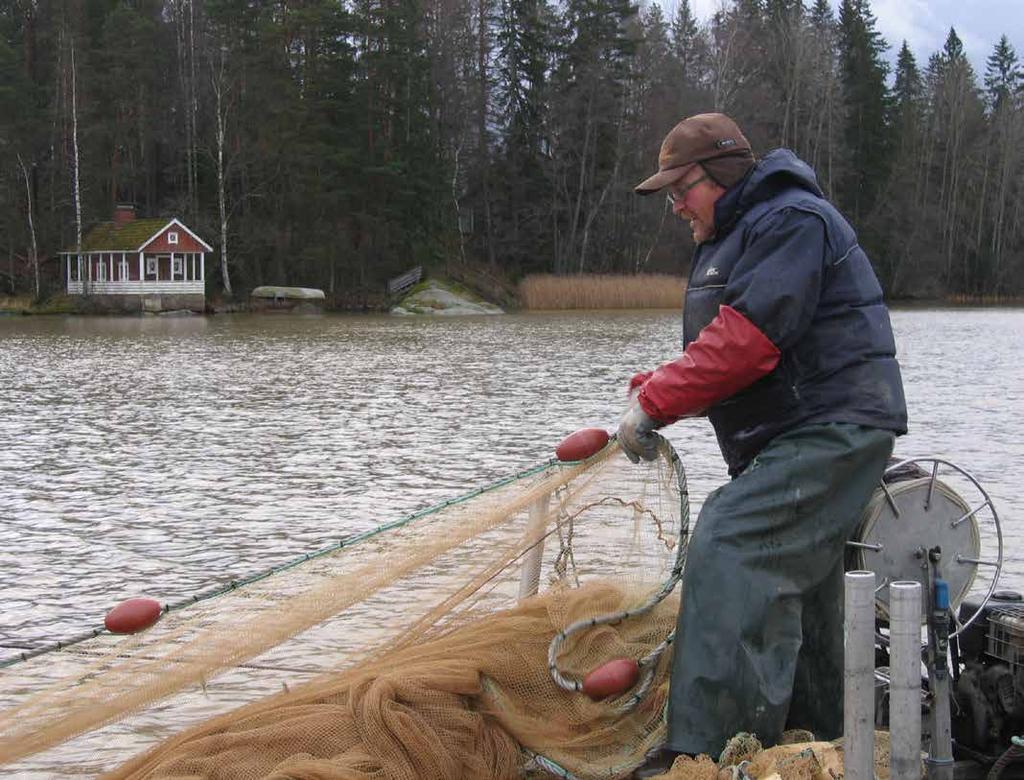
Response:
[617,401,660,463]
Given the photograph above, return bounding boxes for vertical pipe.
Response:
[926,578,954,780]
[927,669,954,780]
[845,570,876,780]
[890,581,923,780]
[518,493,552,599]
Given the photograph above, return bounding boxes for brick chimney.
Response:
[113,204,136,227]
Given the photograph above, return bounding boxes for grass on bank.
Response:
[518,274,685,310]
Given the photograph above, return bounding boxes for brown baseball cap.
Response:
[635,113,753,194]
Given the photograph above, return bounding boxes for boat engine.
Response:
[848,457,1009,771]
[953,592,1024,760]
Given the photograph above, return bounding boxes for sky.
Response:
[674,0,1023,76]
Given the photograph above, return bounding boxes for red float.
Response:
[581,657,641,700]
[555,428,610,462]
[104,598,163,634]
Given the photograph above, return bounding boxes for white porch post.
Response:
[65,255,70,288]
[87,253,92,283]
[138,252,143,283]
[77,255,82,285]
[200,253,205,282]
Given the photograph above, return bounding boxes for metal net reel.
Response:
[849,457,1003,638]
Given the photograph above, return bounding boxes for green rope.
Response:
[0,457,559,670]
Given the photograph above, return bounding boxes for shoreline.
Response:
[3,291,1024,317]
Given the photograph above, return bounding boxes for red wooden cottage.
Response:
[62,205,213,312]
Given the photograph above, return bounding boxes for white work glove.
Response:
[617,400,660,464]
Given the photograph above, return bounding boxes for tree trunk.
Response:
[70,38,82,262]
[213,51,232,296]
[17,155,39,299]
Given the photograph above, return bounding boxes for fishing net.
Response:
[0,437,689,779]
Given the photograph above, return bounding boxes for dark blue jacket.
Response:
[684,149,908,475]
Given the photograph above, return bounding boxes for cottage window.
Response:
[119,257,129,280]
[146,257,158,276]
[168,232,179,245]
[97,260,107,282]
[172,256,183,277]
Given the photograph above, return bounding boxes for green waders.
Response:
[666,422,894,757]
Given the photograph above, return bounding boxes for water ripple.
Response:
[0,309,1021,653]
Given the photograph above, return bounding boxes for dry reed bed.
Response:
[945,294,1024,305]
[518,274,685,310]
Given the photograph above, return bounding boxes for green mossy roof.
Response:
[74,219,170,252]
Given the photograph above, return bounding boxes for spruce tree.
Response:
[836,0,891,222]
[922,27,986,292]
[984,35,1022,112]
[808,0,831,29]
[670,0,703,87]
[892,40,923,138]
[493,0,556,273]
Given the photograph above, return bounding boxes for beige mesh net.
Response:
[0,439,689,778]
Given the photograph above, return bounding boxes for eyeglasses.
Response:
[666,174,710,206]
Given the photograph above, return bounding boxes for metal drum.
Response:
[850,458,1002,636]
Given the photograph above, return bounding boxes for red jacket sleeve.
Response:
[628,371,653,394]
[638,304,781,422]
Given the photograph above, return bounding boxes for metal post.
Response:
[925,573,954,780]
[890,581,923,780]
[845,570,876,780]
[519,493,551,599]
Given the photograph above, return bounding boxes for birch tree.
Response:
[984,36,1022,291]
[210,43,233,296]
[16,154,39,297]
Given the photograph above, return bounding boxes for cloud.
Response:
[871,0,940,54]
[659,0,1015,75]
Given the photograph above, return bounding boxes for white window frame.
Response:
[172,256,183,278]
[146,257,158,276]
[168,232,179,245]
[119,256,129,280]
[97,259,107,282]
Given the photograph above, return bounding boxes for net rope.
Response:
[0,437,691,778]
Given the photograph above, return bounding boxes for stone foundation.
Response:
[74,294,206,314]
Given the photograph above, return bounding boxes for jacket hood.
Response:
[714,149,824,234]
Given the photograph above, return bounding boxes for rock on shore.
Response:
[391,280,504,316]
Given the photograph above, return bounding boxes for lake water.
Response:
[0,308,1021,658]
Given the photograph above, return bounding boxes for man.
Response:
[618,113,907,777]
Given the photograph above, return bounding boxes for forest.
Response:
[1,0,1021,304]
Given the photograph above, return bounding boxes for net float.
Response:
[104,598,163,634]
[581,657,640,700]
[555,428,610,462]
